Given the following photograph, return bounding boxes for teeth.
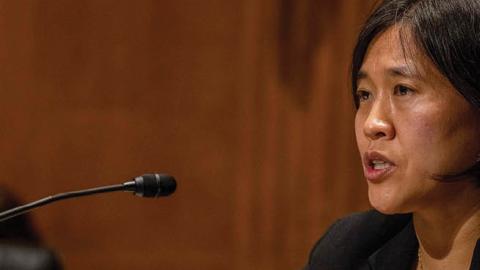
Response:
[372,160,385,164]
[373,162,391,170]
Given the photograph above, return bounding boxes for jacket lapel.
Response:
[368,221,418,270]
[470,239,480,270]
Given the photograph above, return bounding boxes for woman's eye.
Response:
[356,90,371,102]
[394,85,414,96]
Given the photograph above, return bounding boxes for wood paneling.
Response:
[0,1,377,269]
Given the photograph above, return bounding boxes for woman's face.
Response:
[355,26,480,214]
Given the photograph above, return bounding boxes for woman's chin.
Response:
[368,189,411,214]
[370,202,403,215]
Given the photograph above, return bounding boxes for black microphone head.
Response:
[134,174,177,198]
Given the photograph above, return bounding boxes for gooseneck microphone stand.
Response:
[0,173,176,222]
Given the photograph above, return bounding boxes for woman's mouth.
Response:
[363,151,396,182]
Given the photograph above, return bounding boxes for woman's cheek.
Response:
[397,111,440,175]
[401,105,478,177]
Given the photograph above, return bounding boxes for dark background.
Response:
[0,1,376,269]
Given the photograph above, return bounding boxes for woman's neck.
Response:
[413,184,480,269]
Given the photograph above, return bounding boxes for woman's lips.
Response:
[362,151,396,182]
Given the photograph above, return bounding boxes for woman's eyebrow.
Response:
[357,65,423,81]
[357,70,368,81]
[387,65,422,79]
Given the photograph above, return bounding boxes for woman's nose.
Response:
[363,101,395,141]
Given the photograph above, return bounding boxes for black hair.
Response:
[352,0,480,183]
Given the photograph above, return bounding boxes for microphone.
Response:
[124,174,177,197]
[0,173,177,222]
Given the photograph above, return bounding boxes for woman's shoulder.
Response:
[303,210,412,270]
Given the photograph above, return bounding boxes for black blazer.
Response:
[303,210,480,270]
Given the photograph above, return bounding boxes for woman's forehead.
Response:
[359,26,444,85]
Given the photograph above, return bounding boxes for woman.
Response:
[304,0,480,269]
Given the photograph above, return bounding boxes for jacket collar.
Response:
[469,239,480,270]
[368,221,418,270]
[369,221,480,270]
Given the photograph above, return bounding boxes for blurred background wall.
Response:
[0,0,377,269]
